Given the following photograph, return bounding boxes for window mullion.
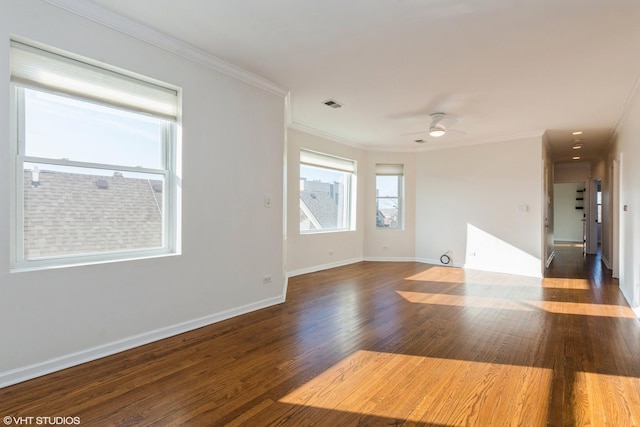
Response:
[20,156,166,176]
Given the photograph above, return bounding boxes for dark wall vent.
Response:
[323,99,343,109]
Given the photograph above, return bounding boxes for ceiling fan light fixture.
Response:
[429,129,446,137]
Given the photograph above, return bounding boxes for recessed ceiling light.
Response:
[573,144,583,149]
[572,156,581,160]
[572,131,583,135]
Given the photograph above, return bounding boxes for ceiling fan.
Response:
[403,112,465,139]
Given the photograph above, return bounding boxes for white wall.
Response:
[363,151,416,261]
[415,137,544,277]
[542,132,554,268]
[286,129,365,275]
[553,183,585,242]
[554,162,591,183]
[611,80,640,311]
[0,0,285,386]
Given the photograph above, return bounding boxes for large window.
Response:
[299,149,355,233]
[376,164,404,229]
[10,40,179,270]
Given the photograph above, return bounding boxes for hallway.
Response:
[544,242,640,424]
[545,242,608,283]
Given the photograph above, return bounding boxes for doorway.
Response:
[553,182,586,246]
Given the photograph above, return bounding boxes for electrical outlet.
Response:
[262,275,272,284]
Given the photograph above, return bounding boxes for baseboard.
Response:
[0,294,285,389]
[287,257,363,277]
[601,255,611,270]
[363,256,417,262]
[288,257,462,278]
[617,285,640,318]
[414,257,464,268]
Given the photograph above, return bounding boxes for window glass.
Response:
[24,90,164,169]
[299,151,354,233]
[376,164,403,229]
[23,163,165,259]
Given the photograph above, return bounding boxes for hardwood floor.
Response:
[2,248,639,426]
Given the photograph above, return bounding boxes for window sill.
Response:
[10,250,179,273]
[300,229,356,236]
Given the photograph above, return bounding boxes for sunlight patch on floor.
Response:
[396,291,635,318]
[542,277,592,290]
[572,371,640,425]
[279,350,551,426]
[397,290,534,312]
[405,266,542,288]
[404,266,467,284]
[530,301,635,318]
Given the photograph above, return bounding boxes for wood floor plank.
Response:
[2,246,639,426]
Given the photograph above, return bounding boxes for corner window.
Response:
[10,40,180,270]
[376,164,404,229]
[299,149,355,233]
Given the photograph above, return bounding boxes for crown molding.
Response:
[289,122,545,154]
[415,130,546,152]
[609,70,640,147]
[42,0,288,98]
[288,122,369,150]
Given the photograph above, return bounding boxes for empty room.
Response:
[2,1,640,425]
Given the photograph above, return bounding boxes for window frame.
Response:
[375,164,404,230]
[299,149,356,234]
[9,41,179,271]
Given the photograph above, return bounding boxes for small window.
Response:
[376,164,404,229]
[10,40,180,270]
[299,149,355,233]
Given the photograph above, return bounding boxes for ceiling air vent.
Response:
[323,99,343,109]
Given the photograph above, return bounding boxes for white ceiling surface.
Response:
[82,0,640,160]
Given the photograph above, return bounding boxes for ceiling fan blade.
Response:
[402,130,429,136]
[447,128,466,135]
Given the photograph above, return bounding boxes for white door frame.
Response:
[587,179,599,255]
[612,155,621,279]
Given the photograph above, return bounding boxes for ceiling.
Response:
[77,0,640,162]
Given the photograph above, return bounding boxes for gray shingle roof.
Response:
[300,191,338,229]
[23,169,163,259]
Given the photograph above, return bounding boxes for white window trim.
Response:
[375,164,404,230]
[9,41,180,271]
[299,149,356,234]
